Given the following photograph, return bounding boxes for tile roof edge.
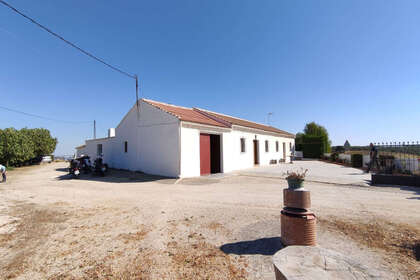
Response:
[195,107,271,127]
[195,107,295,136]
[192,108,232,128]
[142,99,181,120]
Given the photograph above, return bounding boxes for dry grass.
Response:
[0,203,69,279]
[319,216,420,279]
[167,240,247,279]
[118,226,150,244]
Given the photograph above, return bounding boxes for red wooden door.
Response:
[200,134,211,175]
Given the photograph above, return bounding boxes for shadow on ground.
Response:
[363,178,420,199]
[220,237,283,256]
[55,168,176,184]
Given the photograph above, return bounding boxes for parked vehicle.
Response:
[41,156,53,164]
[77,155,92,174]
[68,159,81,178]
[93,157,108,176]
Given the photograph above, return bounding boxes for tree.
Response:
[30,128,58,157]
[303,122,331,152]
[295,132,304,151]
[0,127,57,167]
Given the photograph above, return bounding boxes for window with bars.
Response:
[97,144,102,156]
[240,138,246,153]
[265,140,269,152]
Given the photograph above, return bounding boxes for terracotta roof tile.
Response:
[142,99,294,138]
[194,108,295,138]
[143,99,229,128]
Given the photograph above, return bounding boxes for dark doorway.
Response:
[210,134,221,173]
[253,140,259,165]
[200,134,221,175]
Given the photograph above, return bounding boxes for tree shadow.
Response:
[220,237,283,256]
[55,168,177,184]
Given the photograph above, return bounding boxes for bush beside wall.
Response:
[301,135,327,158]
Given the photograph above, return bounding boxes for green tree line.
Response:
[0,128,57,166]
[295,122,331,158]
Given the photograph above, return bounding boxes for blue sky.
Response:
[1,0,419,155]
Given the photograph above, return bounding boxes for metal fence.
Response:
[372,142,420,175]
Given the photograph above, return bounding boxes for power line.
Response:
[0,105,91,124]
[0,0,136,79]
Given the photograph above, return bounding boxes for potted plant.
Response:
[284,169,308,189]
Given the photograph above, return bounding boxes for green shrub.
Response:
[301,135,328,158]
[330,152,339,162]
[351,154,363,168]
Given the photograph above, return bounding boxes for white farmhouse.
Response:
[76,99,295,178]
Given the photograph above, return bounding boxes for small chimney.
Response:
[108,128,115,138]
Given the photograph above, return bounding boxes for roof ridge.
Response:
[142,99,182,119]
[195,107,294,137]
[142,98,193,111]
[193,108,232,127]
[195,107,273,128]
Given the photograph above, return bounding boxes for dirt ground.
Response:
[0,162,419,279]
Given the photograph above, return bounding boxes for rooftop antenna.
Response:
[267,112,273,125]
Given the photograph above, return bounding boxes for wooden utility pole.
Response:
[94,120,96,139]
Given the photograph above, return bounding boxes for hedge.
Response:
[301,135,327,158]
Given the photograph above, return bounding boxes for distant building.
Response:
[344,140,351,150]
[76,99,295,178]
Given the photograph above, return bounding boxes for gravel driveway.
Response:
[237,160,371,186]
[0,162,418,279]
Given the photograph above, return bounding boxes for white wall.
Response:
[180,123,295,177]
[223,126,295,173]
[180,123,230,178]
[83,137,115,165]
[79,100,181,177]
[339,153,351,163]
[180,126,200,177]
[78,100,295,178]
[112,101,180,177]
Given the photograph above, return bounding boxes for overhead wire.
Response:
[0,0,140,126]
[0,105,92,124]
[0,0,136,79]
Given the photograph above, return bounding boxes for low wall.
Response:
[372,174,420,187]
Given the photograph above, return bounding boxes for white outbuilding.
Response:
[76,99,295,178]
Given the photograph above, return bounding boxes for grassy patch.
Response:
[319,216,420,279]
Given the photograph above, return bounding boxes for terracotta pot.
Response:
[283,188,311,209]
[281,210,316,246]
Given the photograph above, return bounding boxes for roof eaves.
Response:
[142,99,181,120]
[196,107,294,137]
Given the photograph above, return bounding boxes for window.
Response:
[124,141,128,153]
[97,144,102,156]
[290,142,292,151]
[265,140,269,152]
[276,141,279,152]
[240,138,246,153]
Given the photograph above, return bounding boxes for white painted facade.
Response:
[76,100,295,178]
